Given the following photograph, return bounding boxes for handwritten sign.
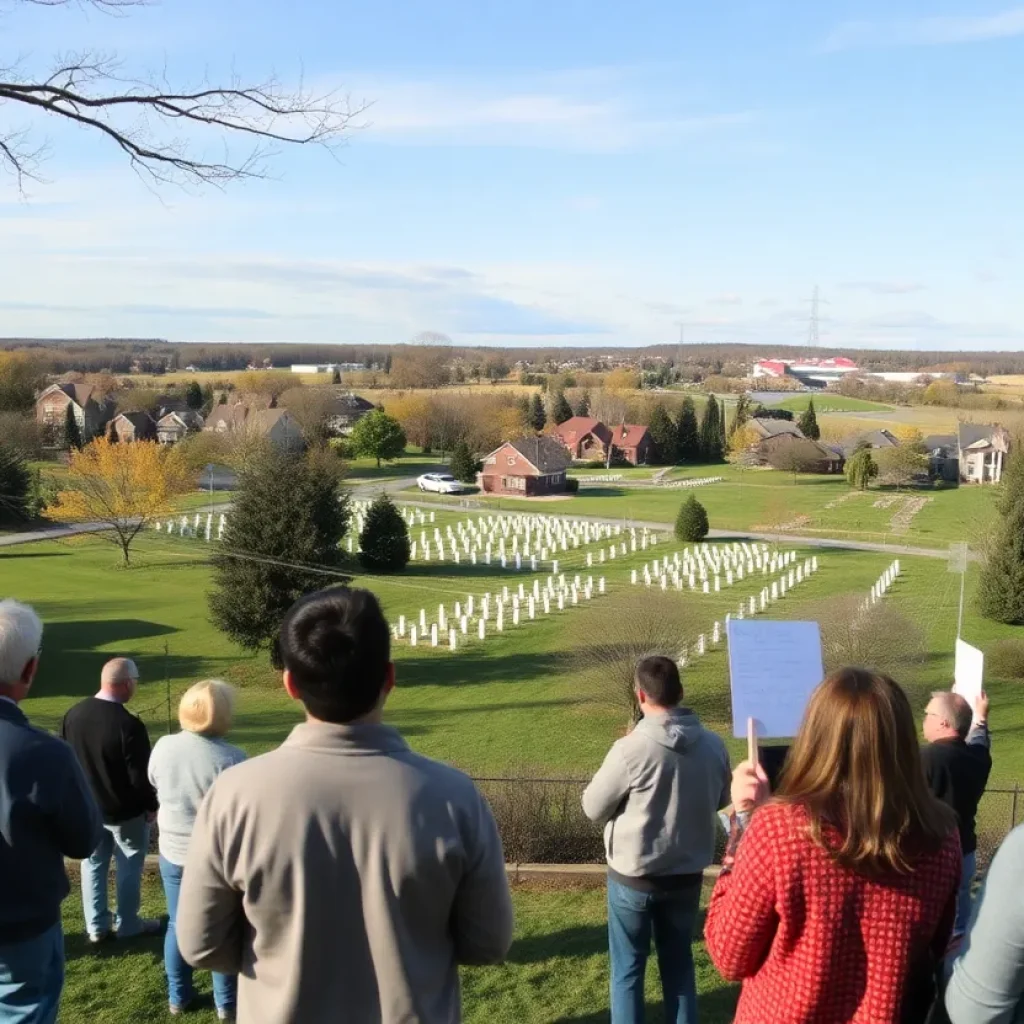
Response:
[727,620,824,739]
[953,639,984,706]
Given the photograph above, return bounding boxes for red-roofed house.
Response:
[552,416,653,465]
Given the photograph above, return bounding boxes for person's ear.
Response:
[282,668,302,702]
[636,687,648,706]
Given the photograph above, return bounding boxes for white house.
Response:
[958,424,1011,484]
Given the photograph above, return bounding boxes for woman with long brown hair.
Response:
[705,667,961,1023]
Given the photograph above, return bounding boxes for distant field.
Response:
[769,394,894,413]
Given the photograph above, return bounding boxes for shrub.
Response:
[675,495,710,543]
[0,441,31,525]
[987,639,1024,680]
[565,477,580,494]
[358,493,411,573]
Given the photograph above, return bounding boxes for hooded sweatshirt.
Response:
[582,708,730,885]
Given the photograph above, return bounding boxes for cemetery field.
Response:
[7,506,1024,785]
[412,465,997,548]
[57,872,736,1024]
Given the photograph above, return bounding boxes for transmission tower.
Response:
[808,286,821,347]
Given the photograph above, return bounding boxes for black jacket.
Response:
[59,697,158,824]
[921,726,991,855]
[0,699,102,943]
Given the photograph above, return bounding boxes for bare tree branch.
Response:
[0,4,367,190]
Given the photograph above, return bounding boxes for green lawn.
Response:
[58,872,736,1024]
[768,395,895,413]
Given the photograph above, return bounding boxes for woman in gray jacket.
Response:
[149,681,246,1020]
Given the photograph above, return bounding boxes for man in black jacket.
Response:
[922,690,991,937]
[0,599,102,1024]
[60,657,162,942]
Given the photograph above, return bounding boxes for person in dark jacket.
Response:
[922,690,992,937]
[60,657,162,942]
[0,599,102,1024]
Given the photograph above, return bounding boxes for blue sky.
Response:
[1,0,1023,350]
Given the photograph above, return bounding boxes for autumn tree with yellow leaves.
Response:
[53,437,194,566]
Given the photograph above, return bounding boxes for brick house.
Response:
[480,436,572,496]
[552,416,653,465]
[35,382,115,440]
[111,411,157,442]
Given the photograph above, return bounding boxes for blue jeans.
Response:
[80,816,150,939]
[955,850,977,936]
[607,876,700,1024]
[0,923,63,1024]
[159,857,236,1013]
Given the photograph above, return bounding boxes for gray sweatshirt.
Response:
[582,708,731,878]
[946,822,1024,1024]
[148,731,246,865]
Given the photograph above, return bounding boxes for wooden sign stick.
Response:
[747,716,759,767]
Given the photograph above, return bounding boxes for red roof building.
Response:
[552,417,653,466]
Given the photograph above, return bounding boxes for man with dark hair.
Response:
[177,587,514,1024]
[583,655,730,1024]
[922,689,992,938]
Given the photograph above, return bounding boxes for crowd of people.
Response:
[0,589,1019,1024]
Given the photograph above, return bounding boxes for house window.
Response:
[507,456,516,466]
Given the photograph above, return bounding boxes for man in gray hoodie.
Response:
[583,655,730,1024]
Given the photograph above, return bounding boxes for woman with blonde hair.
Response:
[148,681,246,1020]
[705,667,961,1024]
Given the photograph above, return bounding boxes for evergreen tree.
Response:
[209,450,350,651]
[185,381,203,410]
[384,353,393,374]
[358,493,411,573]
[646,404,677,464]
[729,394,753,438]
[980,447,1024,624]
[64,403,82,450]
[674,495,710,543]
[529,393,547,432]
[0,440,31,526]
[798,399,821,440]
[551,391,574,425]
[676,398,700,462]
[349,410,407,468]
[699,395,724,462]
[332,367,342,385]
[200,383,215,414]
[845,448,878,490]
[574,391,591,417]
[516,395,531,428]
[218,391,228,405]
[450,440,479,483]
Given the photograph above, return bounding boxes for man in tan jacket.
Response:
[177,587,514,1024]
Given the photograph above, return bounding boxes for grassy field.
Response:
[769,394,895,414]
[409,463,997,548]
[58,873,735,1024]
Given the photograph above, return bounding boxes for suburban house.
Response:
[480,436,572,496]
[923,434,960,482]
[747,417,804,441]
[855,429,900,452]
[958,423,1011,484]
[156,410,204,444]
[326,393,375,435]
[552,417,653,465]
[35,382,115,439]
[760,434,845,474]
[111,411,156,442]
[204,402,303,450]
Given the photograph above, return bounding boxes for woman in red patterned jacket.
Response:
[705,667,961,1024]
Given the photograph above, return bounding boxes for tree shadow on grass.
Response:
[561,987,740,1024]
[397,650,573,690]
[0,551,71,559]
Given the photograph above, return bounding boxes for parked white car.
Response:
[416,472,465,494]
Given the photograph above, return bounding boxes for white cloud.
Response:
[824,7,1024,51]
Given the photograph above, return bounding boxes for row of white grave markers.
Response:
[862,559,901,612]
[626,542,789,592]
[571,474,623,484]
[154,513,226,542]
[393,573,609,650]
[659,476,725,490]
[349,501,434,529]
[676,555,821,667]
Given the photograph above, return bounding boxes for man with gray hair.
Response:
[60,657,162,942]
[922,689,992,938]
[0,599,102,1023]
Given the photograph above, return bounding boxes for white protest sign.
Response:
[727,620,824,739]
[953,639,984,706]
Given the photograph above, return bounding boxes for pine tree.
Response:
[729,394,752,438]
[209,450,350,650]
[358,493,411,573]
[0,440,31,526]
[450,440,479,483]
[980,446,1024,624]
[64,403,82,450]
[574,391,591,417]
[798,399,821,440]
[676,398,700,462]
[200,384,215,414]
[646,404,677,464]
[675,495,710,543]
[529,393,547,432]
[185,381,203,410]
[845,448,878,490]
[332,367,342,385]
[699,396,724,462]
[551,391,574,425]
